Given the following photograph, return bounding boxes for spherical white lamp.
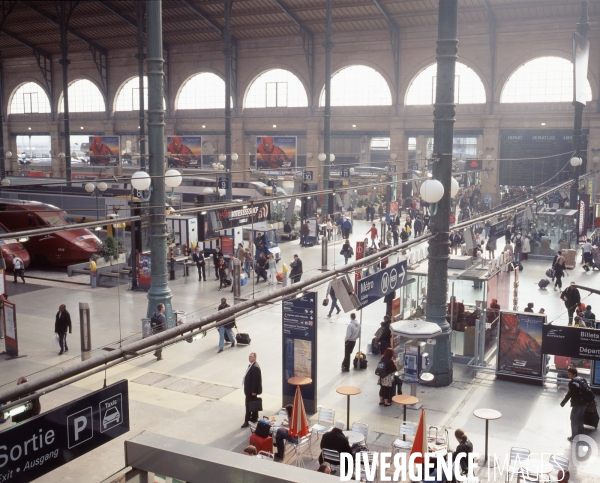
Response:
[349,167,355,174]
[85,183,96,193]
[1,178,10,187]
[420,179,444,203]
[165,169,183,188]
[390,153,398,160]
[218,188,226,196]
[58,152,65,160]
[570,157,581,167]
[202,187,214,194]
[231,153,239,162]
[5,151,12,158]
[97,182,108,192]
[450,177,459,198]
[593,156,600,164]
[218,154,226,163]
[318,153,326,162]
[212,163,217,169]
[131,171,151,191]
[330,154,335,162]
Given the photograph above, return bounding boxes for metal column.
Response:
[0,60,5,179]
[425,0,457,387]
[322,0,334,215]
[58,1,72,186]
[136,1,147,171]
[570,0,589,211]
[223,0,233,202]
[146,0,174,328]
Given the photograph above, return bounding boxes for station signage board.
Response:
[542,325,600,361]
[0,380,129,483]
[357,260,407,308]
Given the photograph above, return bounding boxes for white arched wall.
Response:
[242,66,309,109]
[8,80,52,114]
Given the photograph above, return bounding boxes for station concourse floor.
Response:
[0,219,599,483]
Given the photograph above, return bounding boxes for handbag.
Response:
[323,298,329,306]
[52,333,59,347]
[247,397,263,413]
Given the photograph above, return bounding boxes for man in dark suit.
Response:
[241,352,262,428]
[192,247,206,281]
[319,420,352,474]
[55,304,72,356]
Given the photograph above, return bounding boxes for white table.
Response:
[343,430,365,444]
[523,458,553,480]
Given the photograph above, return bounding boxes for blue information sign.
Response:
[357,260,407,308]
[282,292,317,413]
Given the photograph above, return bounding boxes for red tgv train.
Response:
[0,199,101,267]
[0,222,30,271]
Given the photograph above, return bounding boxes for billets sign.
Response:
[542,325,600,361]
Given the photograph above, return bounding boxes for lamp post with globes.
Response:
[569,156,583,247]
[85,181,108,226]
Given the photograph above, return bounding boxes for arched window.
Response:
[9,82,51,114]
[245,69,308,108]
[116,76,148,111]
[177,72,229,109]
[319,65,392,107]
[501,56,592,103]
[59,79,105,112]
[405,62,486,105]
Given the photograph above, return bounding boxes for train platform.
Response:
[0,219,598,482]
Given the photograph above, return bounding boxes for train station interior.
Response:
[0,1,599,482]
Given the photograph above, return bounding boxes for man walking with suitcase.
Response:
[341,313,361,372]
[241,352,262,428]
[217,297,235,353]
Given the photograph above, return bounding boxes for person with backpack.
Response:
[561,282,581,326]
[512,231,524,261]
[560,366,595,442]
[340,239,353,265]
[376,348,398,406]
[377,316,392,354]
[150,303,167,361]
[341,313,361,372]
[13,256,25,283]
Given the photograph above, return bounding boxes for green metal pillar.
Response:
[321,0,334,216]
[224,0,233,202]
[570,0,589,211]
[146,0,174,327]
[425,0,457,387]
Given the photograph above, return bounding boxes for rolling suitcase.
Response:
[235,328,251,345]
[584,402,599,429]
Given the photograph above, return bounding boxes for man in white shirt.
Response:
[583,238,593,270]
[13,257,25,283]
[341,313,361,372]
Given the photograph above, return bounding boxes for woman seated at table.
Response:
[274,404,294,460]
[423,429,473,482]
[378,348,399,406]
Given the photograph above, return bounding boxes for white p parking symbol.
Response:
[67,407,93,449]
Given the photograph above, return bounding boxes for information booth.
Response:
[399,253,512,363]
[533,209,578,255]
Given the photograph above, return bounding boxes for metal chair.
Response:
[321,448,341,474]
[358,451,379,482]
[310,408,335,442]
[506,447,531,483]
[257,451,274,460]
[538,454,569,482]
[249,421,257,433]
[290,435,313,468]
[351,421,369,445]
[391,422,417,456]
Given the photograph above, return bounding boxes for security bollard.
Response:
[233,258,241,299]
[321,235,328,270]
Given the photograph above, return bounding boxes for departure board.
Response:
[499,133,587,187]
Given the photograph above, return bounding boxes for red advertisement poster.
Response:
[392,298,401,319]
[3,300,18,357]
[389,201,399,215]
[220,236,234,256]
[355,241,365,261]
[137,252,151,287]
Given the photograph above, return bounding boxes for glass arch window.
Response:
[405,62,486,105]
[500,56,592,103]
[177,72,230,109]
[9,82,51,114]
[115,76,166,111]
[245,69,308,108]
[59,79,105,113]
[319,65,392,106]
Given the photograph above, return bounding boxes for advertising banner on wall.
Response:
[256,136,296,169]
[497,311,545,379]
[166,136,202,168]
[578,193,590,238]
[542,325,600,361]
[89,136,120,166]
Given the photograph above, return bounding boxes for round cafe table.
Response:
[392,395,419,440]
[336,386,361,430]
[288,377,312,386]
[473,408,502,466]
[343,430,365,444]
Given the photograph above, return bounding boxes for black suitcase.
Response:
[584,402,599,429]
[235,331,251,345]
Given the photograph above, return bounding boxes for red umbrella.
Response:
[288,385,310,438]
[410,407,427,465]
